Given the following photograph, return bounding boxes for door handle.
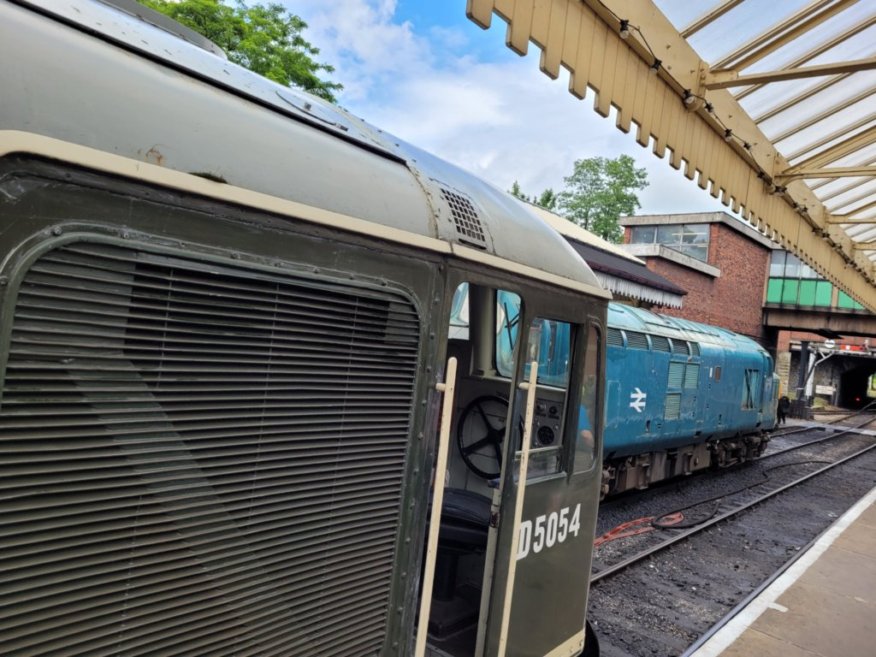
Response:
[415,356,458,657]
[497,361,539,657]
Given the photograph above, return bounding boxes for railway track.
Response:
[760,406,876,460]
[587,416,876,657]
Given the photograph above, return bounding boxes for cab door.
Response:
[478,315,603,657]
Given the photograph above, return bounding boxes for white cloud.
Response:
[284,0,730,216]
[285,0,428,102]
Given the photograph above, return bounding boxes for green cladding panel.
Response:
[798,280,816,306]
[815,281,833,306]
[781,279,799,304]
[766,278,783,303]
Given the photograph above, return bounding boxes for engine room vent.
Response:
[671,339,690,356]
[668,362,685,388]
[684,364,700,389]
[440,187,487,248]
[664,393,681,420]
[651,335,671,352]
[625,331,649,350]
[689,342,701,357]
[607,328,624,347]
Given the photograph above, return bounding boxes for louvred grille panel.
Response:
[0,242,421,656]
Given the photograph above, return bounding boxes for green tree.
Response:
[509,180,528,201]
[509,181,558,211]
[557,155,648,242]
[140,0,342,102]
[534,188,558,211]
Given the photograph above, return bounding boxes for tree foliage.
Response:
[557,155,648,242]
[140,0,342,102]
[509,181,558,211]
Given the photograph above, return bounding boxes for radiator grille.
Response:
[0,242,421,656]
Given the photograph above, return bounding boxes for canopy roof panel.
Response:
[665,0,876,226]
[467,0,876,310]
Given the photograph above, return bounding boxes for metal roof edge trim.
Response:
[0,130,449,253]
[451,243,612,299]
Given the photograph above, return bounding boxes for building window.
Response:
[630,225,655,244]
[629,223,709,262]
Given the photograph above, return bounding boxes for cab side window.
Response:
[574,325,601,474]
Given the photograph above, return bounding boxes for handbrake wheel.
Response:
[456,396,509,480]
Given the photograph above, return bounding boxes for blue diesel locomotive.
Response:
[601,304,778,496]
[480,292,778,497]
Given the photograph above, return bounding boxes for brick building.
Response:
[620,212,774,343]
[620,211,876,406]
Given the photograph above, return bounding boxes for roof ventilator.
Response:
[671,339,690,356]
[607,328,624,347]
[625,331,649,350]
[440,187,487,249]
[651,335,671,352]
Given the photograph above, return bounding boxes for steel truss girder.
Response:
[739,16,876,101]
[704,57,876,90]
[779,166,876,181]
[465,0,876,309]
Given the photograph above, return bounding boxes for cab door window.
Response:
[515,317,573,478]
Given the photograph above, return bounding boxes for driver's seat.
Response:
[430,488,491,616]
[425,488,492,641]
[437,488,491,552]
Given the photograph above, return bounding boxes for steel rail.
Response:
[591,439,876,583]
[594,411,875,512]
[760,412,876,460]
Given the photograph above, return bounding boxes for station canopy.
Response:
[467,0,876,310]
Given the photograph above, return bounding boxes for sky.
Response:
[282,0,730,217]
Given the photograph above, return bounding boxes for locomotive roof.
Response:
[607,303,768,354]
[0,0,608,299]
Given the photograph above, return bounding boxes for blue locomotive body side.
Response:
[600,303,777,493]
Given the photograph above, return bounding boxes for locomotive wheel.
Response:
[456,395,509,479]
